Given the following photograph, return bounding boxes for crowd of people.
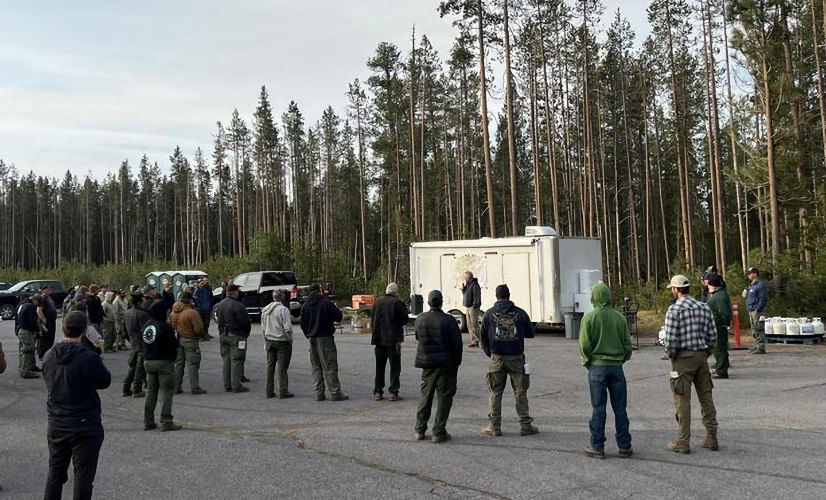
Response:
[1,264,772,499]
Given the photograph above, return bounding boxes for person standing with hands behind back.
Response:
[461,271,482,348]
[142,301,182,432]
[371,282,409,401]
[742,267,768,355]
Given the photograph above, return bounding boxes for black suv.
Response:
[232,271,299,319]
[0,279,67,320]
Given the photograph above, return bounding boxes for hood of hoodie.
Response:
[51,341,87,365]
[171,301,187,314]
[490,299,516,314]
[590,283,611,308]
[305,293,323,306]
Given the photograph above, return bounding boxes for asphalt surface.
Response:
[2,319,826,499]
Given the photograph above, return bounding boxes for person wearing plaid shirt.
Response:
[663,275,719,454]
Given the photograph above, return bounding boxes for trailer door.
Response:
[502,253,532,314]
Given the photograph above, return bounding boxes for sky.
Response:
[0,0,650,179]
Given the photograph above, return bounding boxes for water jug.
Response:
[763,317,774,335]
[812,318,824,335]
[786,319,801,336]
[799,318,814,335]
[772,317,787,335]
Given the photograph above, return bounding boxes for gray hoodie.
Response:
[261,301,293,343]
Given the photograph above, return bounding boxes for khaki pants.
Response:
[308,336,342,396]
[670,350,718,447]
[487,353,532,428]
[265,340,292,397]
[466,307,480,344]
[749,310,765,349]
[175,338,202,392]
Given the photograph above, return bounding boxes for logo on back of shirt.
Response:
[493,312,519,341]
[143,325,157,344]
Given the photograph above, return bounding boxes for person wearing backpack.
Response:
[479,284,538,437]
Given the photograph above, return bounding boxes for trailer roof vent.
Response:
[524,226,557,237]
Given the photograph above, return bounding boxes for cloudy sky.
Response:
[0,0,649,179]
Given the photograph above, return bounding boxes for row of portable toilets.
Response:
[764,317,825,336]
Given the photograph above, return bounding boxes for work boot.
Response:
[331,392,349,401]
[241,376,250,383]
[414,431,427,441]
[699,434,719,451]
[584,444,605,459]
[144,422,158,431]
[191,387,207,395]
[618,448,634,458]
[389,393,402,402]
[373,393,383,401]
[749,346,766,354]
[20,373,40,379]
[232,386,250,393]
[175,388,184,395]
[278,392,295,399]
[161,423,183,432]
[133,390,146,398]
[712,373,728,379]
[316,393,327,401]
[667,441,691,454]
[520,425,539,436]
[468,342,479,348]
[432,433,452,444]
[481,424,501,436]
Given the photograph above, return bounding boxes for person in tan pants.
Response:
[461,271,482,347]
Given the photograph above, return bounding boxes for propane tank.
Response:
[772,317,787,335]
[786,319,801,336]
[812,318,824,335]
[799,318,814,335]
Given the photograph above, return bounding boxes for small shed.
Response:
[171,270,207,297]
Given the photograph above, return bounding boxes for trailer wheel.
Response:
[449,310,466,332]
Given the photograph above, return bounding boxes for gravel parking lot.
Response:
[2,319,825,499]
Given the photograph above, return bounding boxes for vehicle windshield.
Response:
[6,281,31,292]
[261,272,297,287]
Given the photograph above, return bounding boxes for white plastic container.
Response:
[812,318,824,335]
[786,319,801,336]
[772,317,787,335]
[763,317,774,334]
[799,318,814,335]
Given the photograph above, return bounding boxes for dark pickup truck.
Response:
[231,271,301,319]
[0,279,67,320]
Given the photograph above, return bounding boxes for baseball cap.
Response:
[708,274,724,287]
[63,311,88,337]
[666,275,691,289]
[747,267,759,275]
[141,284,156,294]
[705,265,718,274]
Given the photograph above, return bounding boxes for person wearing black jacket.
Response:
[461,271,482,347]
[301,284,347,401]
[38,285,58,360]
[123,292,149,397]
[414,290,463,443]
[85,285,105,345]
[479,285,538,437]
[215,284,252,393]
[17,295,42,379]
[371,282,409,401]
[142,301,181,432]
[42,311,111,500]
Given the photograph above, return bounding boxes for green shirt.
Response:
[578,283,632,366]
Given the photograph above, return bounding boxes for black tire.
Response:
[0,303,15,321]
[449,310,466,332]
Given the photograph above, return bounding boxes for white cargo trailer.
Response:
[408,227,602,329]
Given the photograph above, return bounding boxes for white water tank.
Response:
[799,318,814,335]
[524,226,557,236]
[772,318,787,335]
[812,318,824,335]
[786,319,801,336]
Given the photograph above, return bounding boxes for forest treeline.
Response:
[1,0,826,309]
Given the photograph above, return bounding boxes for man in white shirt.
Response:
[261,290,294,399]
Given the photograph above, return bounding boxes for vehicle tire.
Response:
[0,303,15,320]
[449,310,467,332]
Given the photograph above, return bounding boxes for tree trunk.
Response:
[503,0,519,236]
[477,0,497,237]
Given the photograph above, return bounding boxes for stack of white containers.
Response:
[763,317,825,336]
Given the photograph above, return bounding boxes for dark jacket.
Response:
[17,301,40,333]
[215,297,251,337]
[745,279,768,312]
[371,294,408,346]
[462,279,482,308]
[192,286,213,314]
[124,306,150,346]
[480,300,535,357]
[300,293,343,338]
[707,288,732,328]
[414,308,463,369]
[42,342,111,431]
[86,295,105,323]
[141,318,179,361]
[42,296,57,325]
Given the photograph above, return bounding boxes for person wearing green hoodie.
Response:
[578,283,633,459]
[705,274,731,379]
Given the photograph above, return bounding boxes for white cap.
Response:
[666,275,691,289]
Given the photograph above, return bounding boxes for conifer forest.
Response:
[2,0,826,309]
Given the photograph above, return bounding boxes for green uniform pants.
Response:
[487,353,532,429]
[265,340,292,397]
[670,350,718,447]
[18,329,38,377]
[749,310,765,349]
[308,336,342,396]
[115,321,127,349]
[175,338,202,392]
[123,343,146,392]
[144,360,175,426]
[220,333,247,391]
[714,326,730,377]
[415,366,459,437]
[101,320,116,351]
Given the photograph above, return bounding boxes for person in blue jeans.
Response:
[578,283,633,459]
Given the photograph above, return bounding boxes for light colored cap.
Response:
[386,282,399,295]
[666,275,691,289]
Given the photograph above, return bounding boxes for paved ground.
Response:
[2,319,826,500]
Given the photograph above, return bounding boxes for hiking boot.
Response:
[667,441,690,454]
[144,422,158,431]
[618,448,634,458]
[481,424,501,436]
[241,376,250,383]
[699,434,719,451]
[161,423,183,432]
[660,353,669,361]
[749,346,766,354]
[331,393,349,402]
[468,342,479,348]
[175,389,184,395]
[373,393,384,401]
[225,387,233,393]
[584,445,605,459]
[316,393,327,401]
[278,392,295,399]
[414,432,427,441]
[432,433,452,444]
[191,387,207,395]
[520,425,539,436]
[266,393,276,399]
[133,390,146,398]
[232,386,250,393]
[389,393,402,402]
[20,373,40,379]
[712,373,728,379]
